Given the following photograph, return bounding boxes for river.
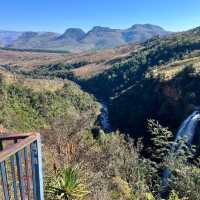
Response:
[100,102,112,132]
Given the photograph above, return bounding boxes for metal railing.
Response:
[0,132,44,200]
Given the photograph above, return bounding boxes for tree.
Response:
[148,119,173,162]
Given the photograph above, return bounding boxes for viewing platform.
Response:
[0,132,44,200]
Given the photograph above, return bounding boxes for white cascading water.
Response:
[162,111,200,197]
[175,111,200,146]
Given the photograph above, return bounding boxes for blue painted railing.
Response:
[0,132,44,200]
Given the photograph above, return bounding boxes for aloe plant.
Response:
[46,167,89,200]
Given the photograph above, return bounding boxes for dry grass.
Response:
[0,44,140,77]
[0,67,69,92]
[16,78,68,92]
[0,50,66,70]
[149,56,200,80]
[72,63,111,77]
[72,44,140,77]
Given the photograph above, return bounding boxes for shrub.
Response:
[169,191,181,200]
[46,167,89,200]
[168,157,200,200]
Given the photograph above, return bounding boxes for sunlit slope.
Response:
[148,51,200,80]
[0,44,140,79]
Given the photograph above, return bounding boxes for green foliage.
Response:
[0,81,99,131]
[168,156,200,200]
[46,167,89,200]
[44,119,200,199]
[112,176,133,200]
[146,192,155,200]
[45,127,156,200]
[169,191,181,200]
[148,119,173,161]
[77,29,200,142]
[0,47,69,53]
[24,61,89,80]
[109,62,200,141]
[90,132,154,199]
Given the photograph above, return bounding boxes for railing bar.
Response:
[0,135,37,163]
[0,133,34,141]
[16,150,26,200]
[36,137,44,200]
[30,142,37,200]
[24,147,32,200]
[10,155,18,200]
[0,161,10,200]
[0,133,44,200]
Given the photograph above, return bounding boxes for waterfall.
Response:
[162,111,200,197]
[175,111,200,146]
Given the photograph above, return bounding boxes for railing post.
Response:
[24,147,32,200]
[0,132,44,200]
[31,134,44,200]
[10,155,18,200]
[0,161,10,200]
[16,150,26,200]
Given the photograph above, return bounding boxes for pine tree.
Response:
[148,119,173,162]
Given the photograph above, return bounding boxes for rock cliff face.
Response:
[163,85,180,101]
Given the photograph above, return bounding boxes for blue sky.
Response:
[1,0,200,33]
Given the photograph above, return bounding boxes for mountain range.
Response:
[0,24,170,52]
[0,30,23,46]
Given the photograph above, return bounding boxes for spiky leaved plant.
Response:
[46,167,89,200]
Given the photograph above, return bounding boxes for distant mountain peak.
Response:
[90,26,114,32]
[122,24,169,43]
[65,28,85,33]
[129,24,166,31]
[59,28,85,41]
[189,26,200,34]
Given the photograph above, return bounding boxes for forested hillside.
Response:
[78,27,200,138]
[0,73,100,131]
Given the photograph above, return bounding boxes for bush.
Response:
[0,81,99,131]
[46,167,89,200]
[168,157,200,200]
